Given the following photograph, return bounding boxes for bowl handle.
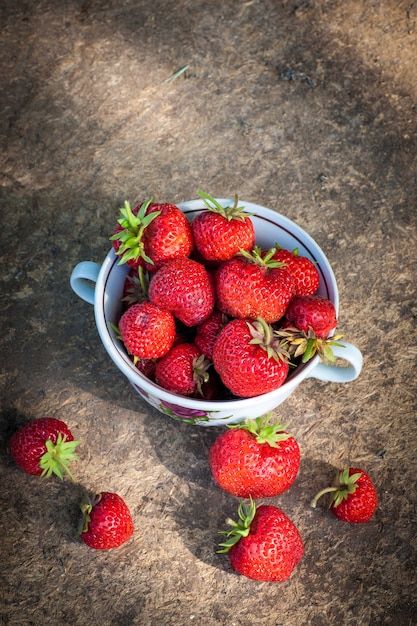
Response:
[306,341,363,383]
[70,261,100,305]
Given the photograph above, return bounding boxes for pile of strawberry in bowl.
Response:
[70,191,362,426]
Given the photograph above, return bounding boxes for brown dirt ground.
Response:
[1,1,417,625]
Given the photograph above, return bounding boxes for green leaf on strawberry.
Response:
[248,317,290,363]
[39,433,80,481]
[218,497,256,553]
[276,325,344,363]
[109,199,159,266]
[228,413,292,447]
[197,190,253,221]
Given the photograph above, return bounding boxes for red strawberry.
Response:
[311,467,378,523]
[214,247,295,323]
[284,294,338,339]
[272,246,320,296]
[212,317,290,397]
[110,199,194,271]
[219,499,304,582]
[135,357,157,380]
[9,417,80,480]
[118,301,176,360]
[194,311,227,360]
[191,191,255,261]
[155,343,212,396]
[148,257,215,327]
[209,414,300,498]
[79,492,134,550]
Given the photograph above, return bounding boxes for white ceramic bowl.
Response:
[70,199,362,426]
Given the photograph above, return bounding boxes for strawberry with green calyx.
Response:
[155,343,212,396]
[311,467,378,523]
[79,491,134,550]
[9,417,80,481]
[283,294,338,339]
[275,325,345,363]
[110,199,159,267]
[212,317,290,397]
[272,245,320,296]
[110,199,194,271]
[209,413,300,498]
[191,191,255,262]
[214,246,295,323]
[218,498,304,582]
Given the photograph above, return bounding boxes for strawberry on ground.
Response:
[311,467,378,523]
[110,199,194,271]
[212,317,290,397]
[219,498,304,582]
[155,343,212,396]
[8,417,80,480]
[79,491,134,550]
[191,191,255,262]
[272,246,320,296]
[214,246,295,324]
[148,257,215,327]
[117,301,176,360]
[209,414,300,498]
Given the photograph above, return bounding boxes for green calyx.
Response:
[109,198,160,265]
[239,245,286,269]
[274,243,299,256]
[229,412,291,448]
[275,326,345,363]
[78,493,101,535]
[247,317,290,363]
[311,468,362,509]
[218,497,256,553]
[121,267,149,305]
[39,433,80,482]
[197,190,253,222]
[192,353,212,396]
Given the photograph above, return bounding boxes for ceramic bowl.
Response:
[70,198,362,426]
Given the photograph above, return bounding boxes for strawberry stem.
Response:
[218,497,256,553]
[310,486,339,509]
[311,468,363,509]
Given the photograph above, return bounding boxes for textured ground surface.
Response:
[1,1,417,625]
